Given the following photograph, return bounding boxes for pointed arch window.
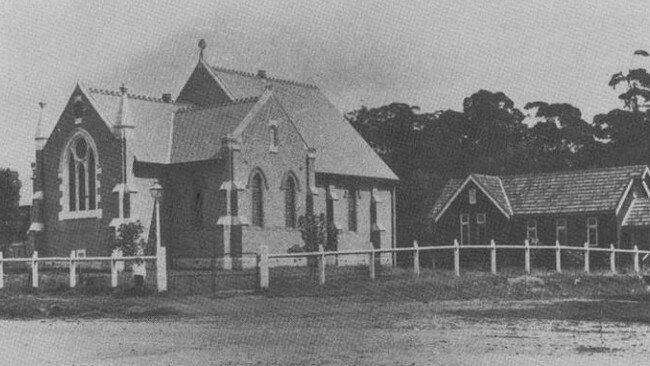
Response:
[285,176,297,228]
[251,173,264,227]
[60,130,101,220]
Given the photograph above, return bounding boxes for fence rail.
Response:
[258,239,650,289]
[0,247,167,292]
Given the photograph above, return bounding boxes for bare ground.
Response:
[2,295,650,365]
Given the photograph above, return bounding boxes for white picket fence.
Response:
[257,239,650,289]
[0,247,167,292]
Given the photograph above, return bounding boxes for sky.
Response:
[1,0,650,204]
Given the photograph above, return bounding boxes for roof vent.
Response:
[162,93,172,103]
[257,70,267,78]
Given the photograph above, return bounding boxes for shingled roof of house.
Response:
[431,165,650,221]
[622,197,650,226]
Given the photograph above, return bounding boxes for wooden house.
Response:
[430,165,650,250]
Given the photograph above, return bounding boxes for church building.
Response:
[28,40,398,269]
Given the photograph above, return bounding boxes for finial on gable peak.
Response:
[198,39,207,60]
[119,83,128,95]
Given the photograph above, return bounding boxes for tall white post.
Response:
[69,250,77,288]
[555,240,561,273]
[369,243,376,280]
[634,245,640,275]
[454,239,460,277]
[110,251,118,288]
[0,252,4,289]
[490,239,497,275]
[583,242,590,273]
[318,244,326,285]
[156,200,162,255]
[31,251,38,288]
[259,245,269,289]
[157,246,168,292]
[610,244,616,274]
[413,241,420,278]
[524,239,531,274]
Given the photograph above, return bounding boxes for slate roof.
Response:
[169,100,257,163]
[204,63,398,181]
[623,198,650,226]
[473,174,512,215]
[431,165,650,221]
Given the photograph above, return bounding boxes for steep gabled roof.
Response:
[622,198,650,226]
[430,174,512,222]
[87,87,187,164]
[431,165,650,222]
[169,98,258,163]
[196,61,398,181]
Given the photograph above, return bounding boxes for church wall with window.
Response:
[161,159,226,267]
[234,97,308,267]
[41,88,123,256]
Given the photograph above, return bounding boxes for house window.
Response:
[460,214,470,245]
[64,133,98,214]
[347,188,357,232]
[475,213,486,245]
[251,173,264,227]
[285,176,297,228]
[587,217,598,246]
[526,219,538,244]
[469,189,477,205]
[556,218,567,246]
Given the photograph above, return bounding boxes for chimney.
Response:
[162,93,172,103]
[257,70,267,78]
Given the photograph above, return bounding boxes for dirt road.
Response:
[1,296,648,365]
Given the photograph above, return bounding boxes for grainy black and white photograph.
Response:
[2,0,650,364]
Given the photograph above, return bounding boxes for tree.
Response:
[0,168,21,249]
[112,221,148,256]
[522,102,599,171]
[594,50,650,166]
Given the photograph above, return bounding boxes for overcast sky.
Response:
[2,0,650,204]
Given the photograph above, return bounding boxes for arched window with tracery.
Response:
[285,176,297,228]
[251,173,264,227]
[60,130,99,219]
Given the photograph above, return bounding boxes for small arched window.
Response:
[73,97,84,124]
[251,173,264,227]
[65,133,97,212]
[285,176,297,228]
[269,123,279,152]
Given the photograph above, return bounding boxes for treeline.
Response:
[345,52,650,246]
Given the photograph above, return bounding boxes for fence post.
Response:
[610,244,616,274]
[259,245,269,289]
[369,244,376,280]
[555,240,562,273]
[490,239,497,275]
[413,241,420,278]
[583,242,590,273]
[0,252,4,289]
[110,252,118,288]
[454,239,460,277]
[156,246,168,292]
[318,244,326,285]
[31,251,38,288]
[524,239,531,274]
[69,251,77,288]
[634,245,640,275]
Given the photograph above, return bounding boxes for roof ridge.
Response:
[207,63,319,89]
[87,87,176,104]
[499,165,649,179]
[174,96,259,114]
